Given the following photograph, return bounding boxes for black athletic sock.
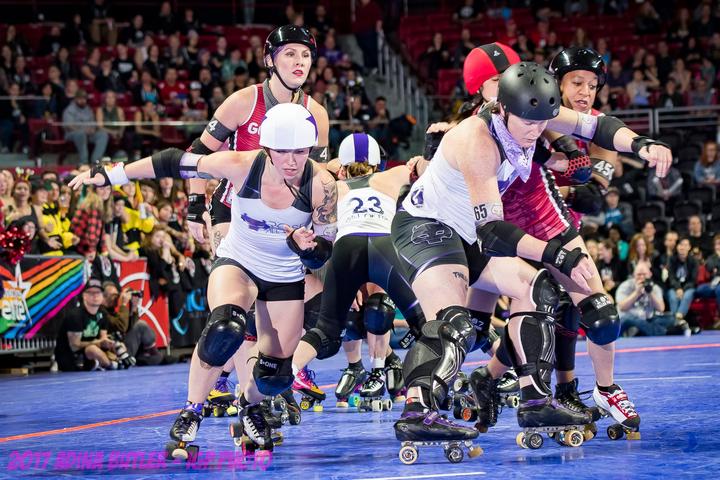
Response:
[220,370,231,378]
[349,360,364,370]
[597,383,619,393]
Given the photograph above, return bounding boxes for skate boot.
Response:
[335,363,367,408]
[385,352,406,402]
[293,366,326,412]
[592,384,641,440]
[466,366,500,432]
[261,398,283,429]
[203,375,236,417]
[229,403,274,455]
[275,389,301,425]
[515,397,593,449]
[358,368,393,412]
[497,369,520,408]
[555,379,601,441]
[395,410,483,465]
[166,404,202,461]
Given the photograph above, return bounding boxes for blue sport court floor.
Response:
[1,331,719,479]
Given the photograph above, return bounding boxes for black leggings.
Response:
[315,234,425,341]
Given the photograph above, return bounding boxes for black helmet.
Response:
[264,25,317,64]
[497,62,560,121]
[549,47,607,89]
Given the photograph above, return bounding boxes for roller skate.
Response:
[203,375,237,417]
[451,371,475,421]
[273,389,301,425]
[166,404,202,462]
[385,352,406,402]
[497,369,520,408]
[293,366,326,412]
[466,366,500,432]
[554,379,601,440]
[335,363,367,408]
[395,410,483,465]
[592,384,641,441]
[229,403,274,456]
[515,396,593,450]
[358,368,393,412]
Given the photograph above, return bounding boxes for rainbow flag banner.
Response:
[0,255,87,341]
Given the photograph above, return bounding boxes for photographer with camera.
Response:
[616,262,678,337]
[101,282,163,366]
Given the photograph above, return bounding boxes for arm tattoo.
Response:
[213,231,223,250]
[313,177,337,226]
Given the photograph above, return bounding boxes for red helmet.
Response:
[463,42,521,95]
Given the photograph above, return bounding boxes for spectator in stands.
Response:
[642,54,661,90]
[699,57,716,87]
[181,31,201,68]
[157,177,187,223]
[309,4,334,43]
[691,3,717,38]
[80,47,102,83]
[543,30,563,59]
[695,234,720,324]
[319,34,343,66]
[156,199,187,249]
[0,83,29,153]
[140,226,185,320]
[513,32,535,61]
[58,79,79,115]
[122,14,146,48]
[606,58,628,107]
[221,49,246,85]
[104,193,136,261]
[585,238,599,262]
[454,0,483,22]
[31,83,60,120]
[156,1,178,36]
[4,25,29,57]
[668,7,692,43]
[424,32,452,79]
[628,232,658,275]
[89,0,118,46]
[46,65,65,97]
[453,28,476,68]
[181,81,208,130]
[636,1,661,34]
[179,7,201,36]
[70,185,105,260]
[656,78,685,108]
[609,225,630,261]
[159,67,188,114]
[681,36,703,65]
[10,215,38,252]
[689,77,714,106]
[95,57,124,93]
[113,43,135,88]
[54,47,78,83]
[626,68,651,107]
[655,41,673,83]
[709,33,720,64]
[143,44,165,81]
[695,140,720,187]
[616,262,672,337]
[597,239,627,297]
[570,27,592,48]
[38,25,63,57]
[667,237,699,325]
[43,184,77,256]
[4,179,34,225]
[63,89,109,164]
[61,13,87,49]
[353,0,383,73]
[132,100,161,157]
[10,56,31,93]
[647,162,683,207]
[368,96,390,151]
[55,277,120,372]
[96,90,126,152]
[163,34,186,72]
[117,183,155,254]
[688,214,713,258]
[208,85,225,117]
[529,18,550,48]
[669,59,692,97]
[193,49,216,81]
[134,70,160,106]
[0,45,13,80]
[641,220,660,252]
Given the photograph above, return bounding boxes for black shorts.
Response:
[209,178,232,226]
[391,210,490,285]
[211,257,305,302]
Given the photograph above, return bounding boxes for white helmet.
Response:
[338,133,381,166]
[259,103,318,150]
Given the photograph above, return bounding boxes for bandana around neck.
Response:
[490,113,536,182]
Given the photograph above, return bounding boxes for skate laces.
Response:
[244,405,267,439]
[607,389,637,417]
[214,377,234,394]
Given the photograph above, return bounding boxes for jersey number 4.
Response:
[351,197,384,214]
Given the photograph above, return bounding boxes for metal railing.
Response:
[1,337,55,355]
[654,105,720,135]
[377,32,430,139]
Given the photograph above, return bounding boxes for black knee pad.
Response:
[345,308,366,340]
[302,327,343,360]
[403,320,443,392]
[253,353,294,396]
[530,269,560,315]
[431,306,479,405]
[504,311,555,397]
[197,305,247,366]
[363,293,396,335]
[578,293,619,346]
[303,292,322,331]
[468,309,493,353]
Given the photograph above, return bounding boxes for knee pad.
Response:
[345,308,366,340]
[302,327,343,360]
[530,269,560,315]
[363,293,396,335]
[431,306,479,405]
[252,353,294,396]
[197,305,247,366]
[504,311,555,397]
[303,293,322,331]
[468,309,493,353]
[403,320,443,392]
[578,293,619,346]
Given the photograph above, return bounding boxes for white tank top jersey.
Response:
[216,152,314,283]
[336,175,396,240]
[402,144,521,244]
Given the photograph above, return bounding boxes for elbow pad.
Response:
[188,137,215,155]
[476,220,526,257]
[151,148,213,180]
[287,233,333,269]
[591,115,626,151]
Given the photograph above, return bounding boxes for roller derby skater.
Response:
[72,102,337,458]
[385,349,406,403]
[293,365,326,412]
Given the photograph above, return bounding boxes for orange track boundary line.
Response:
[2,342,718,444]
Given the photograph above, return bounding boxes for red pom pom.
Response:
[0,226,31,266]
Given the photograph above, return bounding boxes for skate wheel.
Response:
[607,424,625,441]
[516,432,527,448]
[527,433,544,449]
[399,445,418,465]
[300,399,311,411]
[233,437,243,447]
[202,406,211,417]
[336,401,349,409]
[229,422,244,439]
[383,399,393,411]
[626,431,641,440]
[461,407,477,422]
[240,436,258,455]
[566,429,584,447]
[213,406,224,417]
[508,396,520,408]
[371,400,382,412]
[445,445,464,464]
[313,404,324,412]
[453,376,467,392]
[272,431,284,446]
[289,413,301,426]
[467,446,483,458]
[475,422,489,434]
[453,405,463,420]
[227,405,238,416]
[349,395,361,407]
[583,427,596,442]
